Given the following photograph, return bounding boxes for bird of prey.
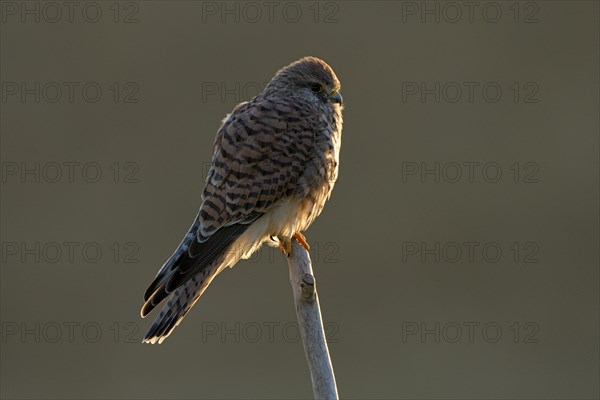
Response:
[141,57,344,344]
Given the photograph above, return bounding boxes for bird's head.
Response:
[265,56,343,107]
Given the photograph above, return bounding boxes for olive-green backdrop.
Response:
[1,1,598,399]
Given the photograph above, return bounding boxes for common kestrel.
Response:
[141,57,343,344]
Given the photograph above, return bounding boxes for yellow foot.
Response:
[278,237,292,257]
[293,232,310,251]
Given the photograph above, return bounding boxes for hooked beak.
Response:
[329,91,343,105]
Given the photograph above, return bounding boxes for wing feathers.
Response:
[143,218,200,302]
[142,94,323,342]
[141,221,254,318]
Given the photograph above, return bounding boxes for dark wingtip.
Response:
[144,277,163,302]
[140,299,153,318]
[141,282,169,317]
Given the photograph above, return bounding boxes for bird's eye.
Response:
[309,83,324,93]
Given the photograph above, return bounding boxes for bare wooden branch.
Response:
[287,239,338,400]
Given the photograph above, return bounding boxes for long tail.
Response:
[142,260,223,344]
[141,217,256,344]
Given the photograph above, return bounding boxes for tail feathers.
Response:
[143,218,200,302]
[141,223,250,318]
[141,217,261,343]
[142,263,222,344]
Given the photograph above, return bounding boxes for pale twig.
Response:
[286,239,338,400]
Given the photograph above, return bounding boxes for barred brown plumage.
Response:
[141,56,343,344]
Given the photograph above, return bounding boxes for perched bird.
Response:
[141,57,344,344]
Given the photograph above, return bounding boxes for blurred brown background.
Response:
[1,1,598,399]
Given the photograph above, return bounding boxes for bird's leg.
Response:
[277,236,292,258]
[293,232,310,251]
[276,233,310,257]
